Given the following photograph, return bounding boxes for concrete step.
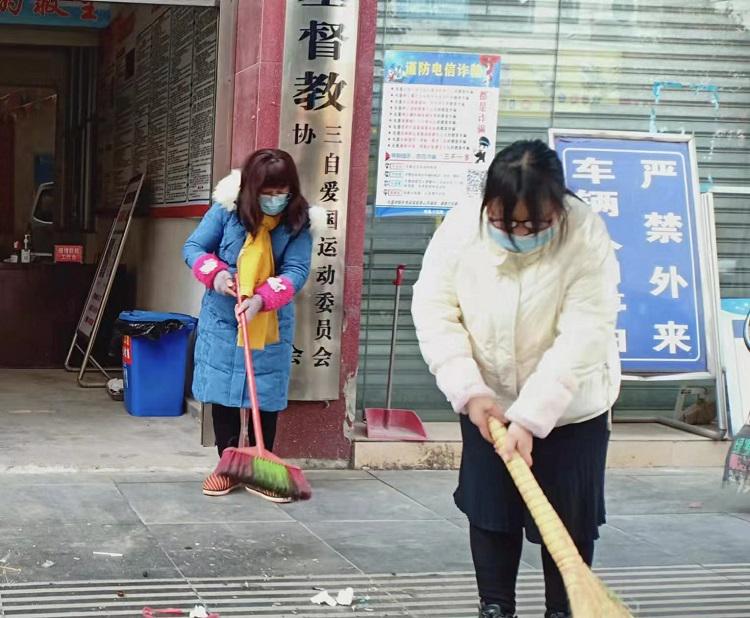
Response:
[352,421,729,470]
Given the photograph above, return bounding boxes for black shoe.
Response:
[545,612,571,618]
[479,603,516,618]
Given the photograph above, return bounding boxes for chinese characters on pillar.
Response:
[559,136,707,374]
[280,0,359,399]
[374,50,502,217]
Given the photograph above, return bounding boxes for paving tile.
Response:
[607,513,750,564]
[304,469,376,481]
[606,471,750,516]
[638,473,750,513]
[607,467,724,478]
[370,470,463,519]
[279,479,438,523]
[0,483,140,526]
[307,520,472,573]
[112,472,206,484]
[117,481,292,525]
[448,517,469,530]
[148,521,358,578]
[593,523,682,567]
[0,523,177,582]
[0,473,115,486]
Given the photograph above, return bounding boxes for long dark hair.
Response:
[237,149,309,236]
[480,139,570,238]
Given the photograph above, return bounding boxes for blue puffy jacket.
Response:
[182,173,313,411]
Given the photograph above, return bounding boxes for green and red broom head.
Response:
[215,446,312,502]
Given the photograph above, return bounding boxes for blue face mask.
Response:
[487,223,556,253]
[259,193,290,215]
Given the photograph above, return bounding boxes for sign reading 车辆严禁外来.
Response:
[549,129,722,378]
[375,50,501,217]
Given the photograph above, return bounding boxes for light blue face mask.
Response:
[487,223,556,253]
[259,193,290,215]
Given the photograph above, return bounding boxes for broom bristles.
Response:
[488,418,633,618]
[564,562,633,617]
[214,448,311,501]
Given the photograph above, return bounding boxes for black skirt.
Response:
[454,411,609,543]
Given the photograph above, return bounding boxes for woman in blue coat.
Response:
[183,149,322,499]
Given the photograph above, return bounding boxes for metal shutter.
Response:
[358,0,750,419]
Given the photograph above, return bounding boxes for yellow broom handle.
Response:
[488,417,585,573]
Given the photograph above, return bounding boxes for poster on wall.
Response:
[279,0,359,400]
[133,19,152,180]
[99,5,217,217]
[374,50,501,217]
[146,11,171,207]
[187,8,218,202]
[113,44,136,204]
[550,130,718,376]
[164,6,194,205]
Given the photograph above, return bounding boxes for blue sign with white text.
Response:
[554,136,706,374]
[0,0,110,28]
[382,50,501,89]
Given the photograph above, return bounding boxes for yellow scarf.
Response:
[236,214,281,349]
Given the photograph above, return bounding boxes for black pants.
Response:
[211,404,279,456]
[470,524,595,617]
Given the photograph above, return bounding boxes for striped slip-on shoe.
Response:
[245,484,293,503]
[202,472,241,497]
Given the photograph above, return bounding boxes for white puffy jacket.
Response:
[411,195,622,438]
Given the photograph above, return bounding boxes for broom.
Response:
[213,278,312,502]
[488,417,633,618]
[723,421,750,493]
[724,309,750,493]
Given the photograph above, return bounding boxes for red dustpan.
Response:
[365,265,428,442]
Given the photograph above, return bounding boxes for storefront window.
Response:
[358,0,750,421]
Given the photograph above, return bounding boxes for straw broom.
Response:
[488,418,633,618]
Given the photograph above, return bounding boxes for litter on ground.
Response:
[311,587,355,607]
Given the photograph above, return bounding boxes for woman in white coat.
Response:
[411,140,622,618]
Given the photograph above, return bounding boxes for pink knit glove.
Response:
[254,276,295,311]
[192,253,229,289]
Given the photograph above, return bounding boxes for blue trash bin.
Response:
[117,310,197,417]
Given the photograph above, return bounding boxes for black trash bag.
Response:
[114,317,187,340]
[109,318,188,359]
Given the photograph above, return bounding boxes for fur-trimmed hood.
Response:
[212,169,326,233]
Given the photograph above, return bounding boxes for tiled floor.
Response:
[0,468,748,583]
[0,468,748,616]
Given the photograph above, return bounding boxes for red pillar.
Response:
[230,0,378,463]
[231,0,286,165]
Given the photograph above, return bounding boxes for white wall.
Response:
[126,217,204,316]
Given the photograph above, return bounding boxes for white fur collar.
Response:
[213,169,242,211]
[213,169,326,233]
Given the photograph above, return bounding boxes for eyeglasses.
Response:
[488,218,554,232]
